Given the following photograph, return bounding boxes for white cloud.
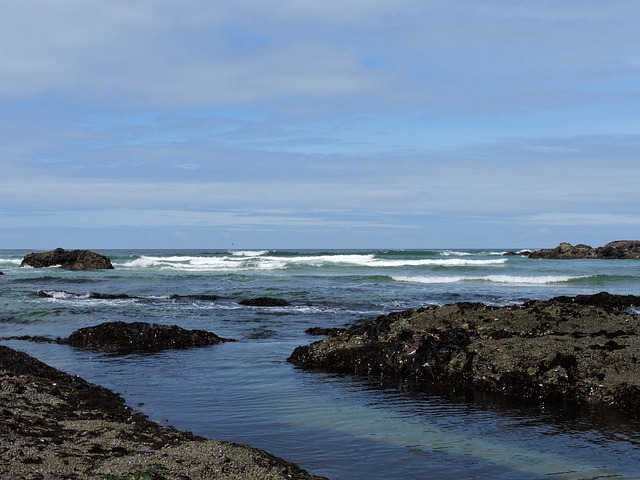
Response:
[526,213,640,227]
[1,2,639,248]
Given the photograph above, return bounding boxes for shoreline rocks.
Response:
[529,240,640,259]
[0,345,326,479]
[20,248,114,270]
[288,292,640,417]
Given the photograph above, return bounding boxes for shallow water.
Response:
[2,249,640,479]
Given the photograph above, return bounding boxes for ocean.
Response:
[1,248,640,479]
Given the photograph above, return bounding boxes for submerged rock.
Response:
[63,321,236,354]
[289,293,640,416]
[21,248,114,270]
[36,290,133,299]
[170,294,220,301]
[239,297,290,307]
[529,240,640,259]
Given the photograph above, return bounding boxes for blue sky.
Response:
[2,1,640,249]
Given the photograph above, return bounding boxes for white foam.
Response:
[229,250,269,257]
[393,275,587,285]
[393,276,465,284]
[0,258,22,265]
[40,290,88,299]
[373,258,506,267]
[116,253,507,272]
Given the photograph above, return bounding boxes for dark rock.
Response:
[596,240,640,259]
[535,291,640,313]
[529,241,640,259]
[239,297,290,307]
[528,242,598,259]
[62,321,236,354]
[0,271,4,275]
[20,248,114,270]
[289,293,640,416]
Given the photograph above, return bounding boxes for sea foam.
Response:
[117,253,507,272]
[393,275,588,285]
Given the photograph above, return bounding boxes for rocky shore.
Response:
[0,345,326,480]
[528,240,640,259]
[289,292,640,416]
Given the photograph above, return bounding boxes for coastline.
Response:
[3,248,640,478]
[0,345,326,480]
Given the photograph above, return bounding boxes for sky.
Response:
[1,1,640,250]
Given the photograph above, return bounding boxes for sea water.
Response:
[1,249,640,479]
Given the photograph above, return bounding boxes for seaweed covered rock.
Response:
[597,240,640,259]
[528,242,598,259]
[289,293,640,416]
[21,248,114,270]
[63,321,235,354]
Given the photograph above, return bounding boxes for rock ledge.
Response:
[0,345,325,479]
[289,292,640,416]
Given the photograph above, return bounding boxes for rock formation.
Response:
[529,240,640,259]
[289,292,640,416]
[4,321,236,354]
[20,248,114,270]
[63,321,236,354]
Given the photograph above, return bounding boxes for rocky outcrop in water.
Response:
[240,297,291,307]
[0,345,326,479]
[529,240,640,259]
[4,321,236,354]
[63,321,236,354]
[289,292,640,416]
[20,248,114,270]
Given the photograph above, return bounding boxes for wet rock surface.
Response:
[529,240,640,259]
[3,321,236,354]
[0,345,326,479]
[289,292,640,416]
[239,297,291,307]
[64,321,236,354]
[305,327,347,336]
[20,248,114,270]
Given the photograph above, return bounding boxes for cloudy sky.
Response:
[2,1,639,249]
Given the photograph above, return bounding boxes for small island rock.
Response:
[63,321,235,354]
[21,248,114,270]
